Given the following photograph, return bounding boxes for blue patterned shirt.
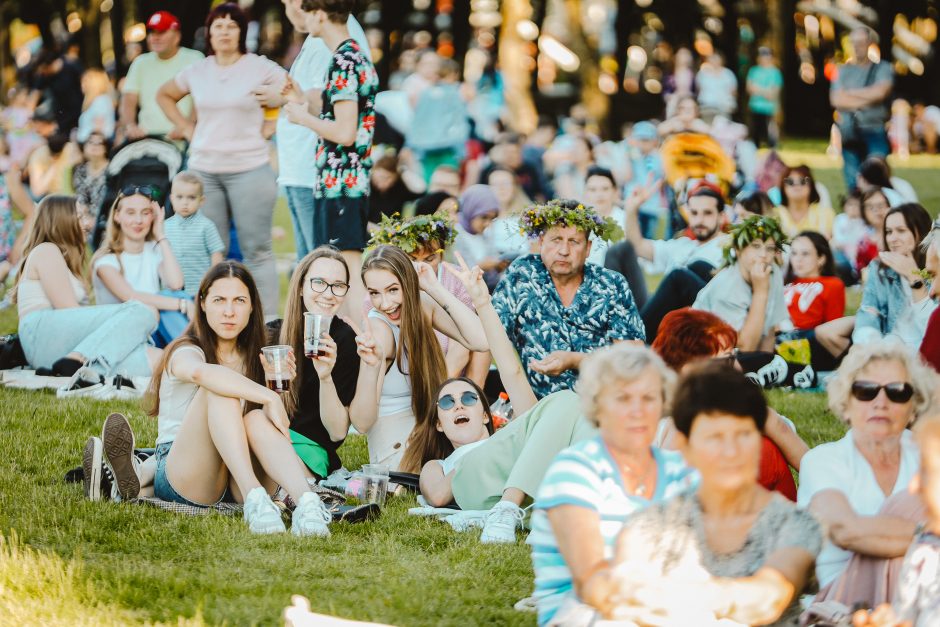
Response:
[492,254,645,399]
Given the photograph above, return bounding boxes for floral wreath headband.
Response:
[367,211,457,254]
[721,215,789,266]
[519,199,624,241]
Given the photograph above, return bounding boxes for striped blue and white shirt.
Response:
[164,212,225,297]
[526,436,696,626]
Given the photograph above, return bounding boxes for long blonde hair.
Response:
[279,246,350,417]
[92,191,157,267]
[362,245,447,472]
[12,195,88,303]
[81,69,113,111]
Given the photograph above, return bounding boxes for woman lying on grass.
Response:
[89,262,336,537]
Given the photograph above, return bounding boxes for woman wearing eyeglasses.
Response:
[774,165,835,239]
[798,340,936,609]
[267,246,381,480]
[92,186,190,348]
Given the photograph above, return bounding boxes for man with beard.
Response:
[614,181,729,342]
[491,199,644,398]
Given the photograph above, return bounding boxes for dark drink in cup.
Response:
[304,312,332,360]
[304,347,328,359]
[266,376,290,394]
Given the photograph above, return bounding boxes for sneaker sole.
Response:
[82,437,103,501]
[101,412,139,501]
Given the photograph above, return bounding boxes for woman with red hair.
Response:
[652,307,808,500]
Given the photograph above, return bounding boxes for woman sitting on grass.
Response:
[92,187,192,347]
[14,194,160,397]
[101,262,336,536]
[355,245,487,471]
[268,246,381,481]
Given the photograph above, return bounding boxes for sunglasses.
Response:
[309,277,349,297]
[784,177,811,186]
[710,348,740,368]
[120,185,161,201]
[437,391,479,410]
[850,381,915,403]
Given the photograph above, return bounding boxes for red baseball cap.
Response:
[147,11,181,32]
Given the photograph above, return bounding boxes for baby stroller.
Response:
[92,136,184,248]
[659,132,736,234]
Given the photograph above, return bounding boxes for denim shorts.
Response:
[153,441,232,507]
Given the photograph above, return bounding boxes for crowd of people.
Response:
[3,1,940,625]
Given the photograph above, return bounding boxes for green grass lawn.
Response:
[0,143,934,625]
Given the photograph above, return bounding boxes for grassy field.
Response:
[0,142,935,625]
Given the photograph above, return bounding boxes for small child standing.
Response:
[164,171,225,297]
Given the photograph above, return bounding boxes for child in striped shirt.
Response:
[165,171,225,297]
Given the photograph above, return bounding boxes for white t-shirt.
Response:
[649,235,726,274]
[692,263,790,339]
[798,429,920,587]
[276,17,370,188]
[587,207,626,266]
[92,241,163,305]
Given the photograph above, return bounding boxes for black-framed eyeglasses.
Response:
[308,277,349,297]
[120,185,161,201]
[784,177,811,186]
[437,391,479,410]
[710,348,740,368]
[850,381,914,404]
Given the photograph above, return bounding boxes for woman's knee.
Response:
[242,408,272,439]
[121,300,160,330]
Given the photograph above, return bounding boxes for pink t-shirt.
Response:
[176,54,285,173]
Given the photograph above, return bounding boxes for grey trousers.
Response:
[192,164,279,316]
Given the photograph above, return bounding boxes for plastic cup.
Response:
[261,345,292,394]
[303,312,332,359]
[360,464,390,506]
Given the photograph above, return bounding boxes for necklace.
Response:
[619,455,655,497]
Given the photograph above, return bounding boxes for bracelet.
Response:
[178,299,187,314]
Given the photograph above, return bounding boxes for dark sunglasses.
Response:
[710,348,740,368]
[784,176,811,186]
[850,380,915,403]
[309,277,349,296]
[437,391,479,410]
[120,185,161,201]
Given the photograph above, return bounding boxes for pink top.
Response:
[175,54,285,173]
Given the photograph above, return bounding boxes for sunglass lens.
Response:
[885,383,914,403]
[851,382,879,402]
[460,391,479,406]
[438,395,455,410]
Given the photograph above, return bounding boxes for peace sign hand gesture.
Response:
[445,251,490,310]
[343,314,384,369]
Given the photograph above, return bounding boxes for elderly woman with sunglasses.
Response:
[798,340,937,609]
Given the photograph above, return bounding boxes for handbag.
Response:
[0,334,28,370]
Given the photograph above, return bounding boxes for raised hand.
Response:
[412,259,439,293]
[445,251,490,309]
[878,251,919,281]
[749,258,772,293]
[151,200,166,239]
[344,314,383,369]
[310,334,338,380]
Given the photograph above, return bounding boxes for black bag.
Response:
[0,334,28,370]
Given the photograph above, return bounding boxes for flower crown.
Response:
[367,211,457,254]
[519,199,624,241]
[721,215,789,266]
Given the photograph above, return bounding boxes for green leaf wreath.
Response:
[518,199,624,241]
[367,211,457,254]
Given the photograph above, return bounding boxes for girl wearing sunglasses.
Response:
[774,164,834,239]
[267,246,381,481]
[798,339,938,608]
[93,187,191,348]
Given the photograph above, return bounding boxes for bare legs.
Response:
[339,250,364,321]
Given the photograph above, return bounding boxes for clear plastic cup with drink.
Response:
[359,463,390,507]
[304,312,332,359]
[261,345,293,394]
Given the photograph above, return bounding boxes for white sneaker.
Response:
[57,364,105,398]
[93,376,144,401]
[479,501,525,544]
[291,492,332,538]
[82,436,103,501]
[243,486,287,535]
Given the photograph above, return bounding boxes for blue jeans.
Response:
[153,290,192,349]
[18,301,156,377]
[284,185,316,260]
[842,128,890,190]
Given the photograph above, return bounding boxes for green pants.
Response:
[451,390,597,510]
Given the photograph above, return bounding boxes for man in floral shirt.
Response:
[492,199,645,398]
[285,0,379,315]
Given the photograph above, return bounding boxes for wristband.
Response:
[179,299,187,314]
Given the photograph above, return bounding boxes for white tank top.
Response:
[368,309,413,416]
[155,345,205,445]
[17,251,88,319]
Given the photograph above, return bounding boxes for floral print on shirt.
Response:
[492,254,645,399]
[315,39,379,199]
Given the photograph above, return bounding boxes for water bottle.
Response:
[490,392,514,430]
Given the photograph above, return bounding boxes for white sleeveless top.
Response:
[17,251,88,319]
[155,345,205,445]
[368,309,413,416]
